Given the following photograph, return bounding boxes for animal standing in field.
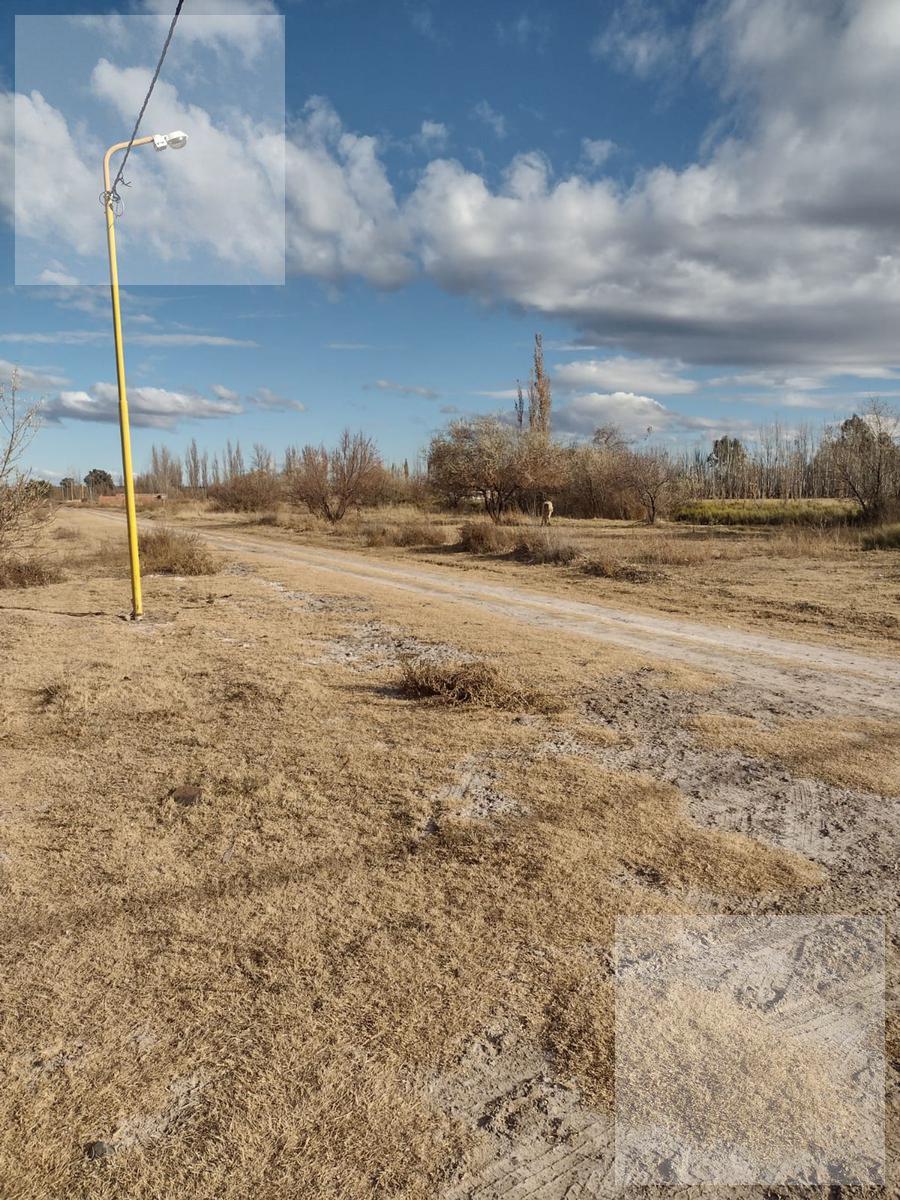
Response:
[540,499,554,526]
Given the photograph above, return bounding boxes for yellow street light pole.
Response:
[102,130,188,620]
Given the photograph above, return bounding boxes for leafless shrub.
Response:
[287,430,382,523]
[512,529,579,564]
[621,450,680,524]
[274,510,328,536]
[1,370,50,553]
[0,555,63,589]
[138,528,216,575]
[66,541,126,577]
[554,427,639,519]
[397,656,562,712]
[208,471,282,513]
[456,520,518,554]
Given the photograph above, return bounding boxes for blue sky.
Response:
[3,0,900,481]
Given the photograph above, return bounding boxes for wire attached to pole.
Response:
[101,0,186,210]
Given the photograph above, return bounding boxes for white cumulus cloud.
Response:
[286,97,413,287]
[555,357,698,396]
[45,381,242,428]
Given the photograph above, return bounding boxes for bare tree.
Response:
[622,450,679,524]
[282,444,300,476]
[823,400,899,520]
[556,427,634,518]
[224,440,245,482]
[1,370,48,553]
[145,445,182,494]
[592,424,628,453]
[251,443,274,475]
[288,429,382,523]
[428,416,567,521]
[186,438,202,493]
[526,333,552,434]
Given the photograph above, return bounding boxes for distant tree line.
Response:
[37,335,900,529]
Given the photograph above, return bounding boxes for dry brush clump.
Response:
[512,528,580,565]
[456,520,518,554]
[397,655,563,713]
[362,520,445,548]
[763,525,856,559]
[208,470,282,513]
[0,554,63,590]
[861,522,900,550]
[138,528,217,576]
[580,555,661,584]
[627,535,721,567]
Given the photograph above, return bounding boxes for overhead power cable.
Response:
[103,0,186,208]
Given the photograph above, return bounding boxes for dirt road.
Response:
[89,511,899,717]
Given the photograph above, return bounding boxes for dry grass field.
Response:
[0,506,897,1197]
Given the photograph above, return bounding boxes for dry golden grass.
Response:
[0,522,834,1198]
[397,656,563,712]
[617,979,859,1157]
[693,713,900,795]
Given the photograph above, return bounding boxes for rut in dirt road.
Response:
[91,514,900,718]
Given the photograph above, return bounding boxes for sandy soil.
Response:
[0,507,896,1198]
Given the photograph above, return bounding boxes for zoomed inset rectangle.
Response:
[14,13,286,286]
[615,915,885,1187]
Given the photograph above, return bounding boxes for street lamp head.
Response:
[152,130,189,151]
